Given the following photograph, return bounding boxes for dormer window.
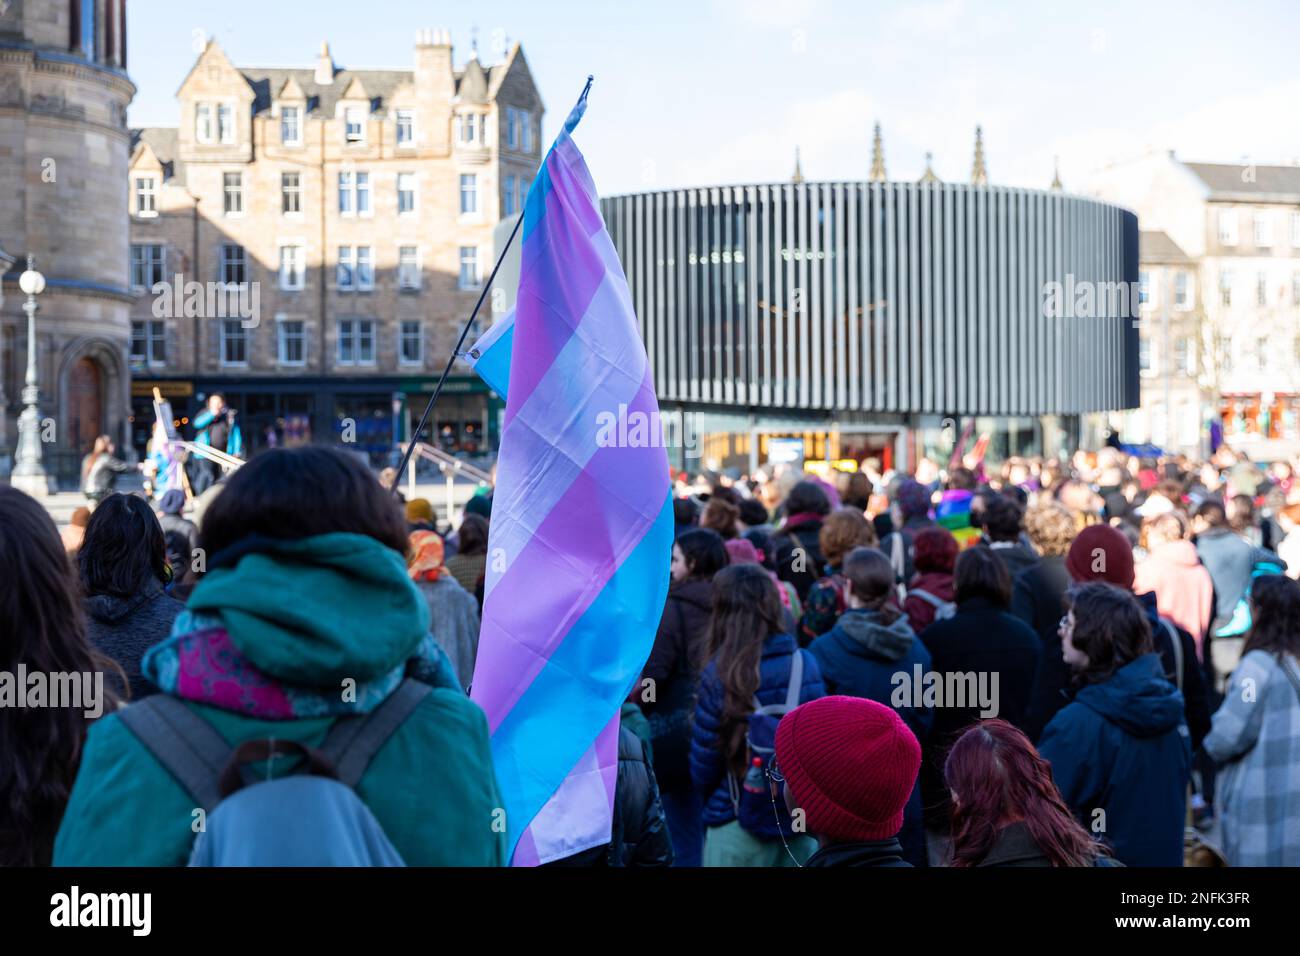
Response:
[344,107,366,145]
[281,106,302,146]
[196,101,235,145]
[134,175,158,217]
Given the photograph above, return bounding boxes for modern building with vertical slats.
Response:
[597,181,1140,473]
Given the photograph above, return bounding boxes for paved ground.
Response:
[26,473,485,529]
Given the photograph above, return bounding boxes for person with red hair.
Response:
[944,719,1115,867]
[902,526,959,634]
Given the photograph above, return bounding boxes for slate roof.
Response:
[1185,162,1300,201]
[1140,229,1192,264]
[130,127,186,187]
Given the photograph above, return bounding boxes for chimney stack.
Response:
[315,41,334,85]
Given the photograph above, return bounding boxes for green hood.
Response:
[187,533,430,685]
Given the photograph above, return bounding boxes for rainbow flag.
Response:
[467,83,673,865]
[936,489,982,549]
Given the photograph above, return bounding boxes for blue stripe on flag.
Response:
[488,491,674,859]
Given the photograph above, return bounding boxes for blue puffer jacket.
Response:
[1038,653,1192,867]
[690,632,825,828]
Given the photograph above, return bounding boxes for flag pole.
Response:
[389,207,523,496]
[389,75,594,498]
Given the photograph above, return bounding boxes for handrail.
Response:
[404,442,492,484]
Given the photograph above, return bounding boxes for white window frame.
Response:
[1220,269,1234,307]
[222,170,244,216]
[220,318,249,367]
[130,319,166,368]
[356,245,373,290]
[134,175,158,217]
[279,243,306,291]
[1255,213,1273,248]
[459,245,480,290]
[1174,270,1192,310]
[281,170,302,215]
[337,170,371,216]
[1218,209,1238,246]
[344,106,367,145]
[1292,212,1300,247]
[1138,270,1152,306]
[130,243,165,290]
[397,171,417,216]
[336,318,376,366]
[276,316,307,366]
[459,173,478,216]
[336,246,372,291]
[195,103,214,144]
[399,320,423,366]
[398,245,421,291]
[280,105,302,146]
[217,102,235,144]
[395,109,415,148]
[219,244,247,287]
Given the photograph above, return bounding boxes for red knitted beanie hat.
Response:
[774,695,921,843]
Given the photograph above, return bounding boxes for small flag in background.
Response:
[467,82,673,866]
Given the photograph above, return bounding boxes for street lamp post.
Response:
[10,255,55,497]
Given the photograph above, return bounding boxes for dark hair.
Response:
[706,564,785,777]
[841,547,900,623]
[673,496,699,527]
[198,447,409,559]
[1194,498,1229,529]
[947,467,978,491]
[675,527,729,580]
[1243,574,1300,660]
[784,480,831,518]
[980,496,1024,543]
[0,487,120,865]
[78,493,169,596]
[1227,494,1256,534]
[843,472,873,509]
[1064,582,1152,684]
[1002,484,1029,509]
[700,498,740,540]
[954,546,1012,607]
[945,720,1106,868]
[737,498,770,528]
[456,513,490,556]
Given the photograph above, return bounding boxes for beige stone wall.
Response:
[0,2,135,475]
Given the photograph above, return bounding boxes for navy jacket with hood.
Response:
[1038,653,1193,867]
[690,632,825,828]
[808,607,933,865]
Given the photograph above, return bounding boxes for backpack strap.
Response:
[1160,619,1183,693]
[321,678,433,789]
[785,649,804,710]
[909,588,942,609]
[117,696,232,812]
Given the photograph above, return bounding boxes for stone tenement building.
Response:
[1,0,135,484]
[127,31,543,462]
[1093,152,1300,459]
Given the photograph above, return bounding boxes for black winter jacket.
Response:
[546,727,674,867]
[774,518,825,600]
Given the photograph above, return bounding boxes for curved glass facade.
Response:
[601,182,1139,418]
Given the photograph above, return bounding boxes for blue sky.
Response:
[127,0,1300,195]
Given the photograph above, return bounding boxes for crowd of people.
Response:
[3,440,1299,867]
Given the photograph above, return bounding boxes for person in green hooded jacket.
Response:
[54,447,507,866]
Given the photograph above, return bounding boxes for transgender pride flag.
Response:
[468,82,673,865]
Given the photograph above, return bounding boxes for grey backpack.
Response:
[118,678,431,866]
[908,587,956,621]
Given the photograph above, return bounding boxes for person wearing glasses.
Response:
[772,695,922,867]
